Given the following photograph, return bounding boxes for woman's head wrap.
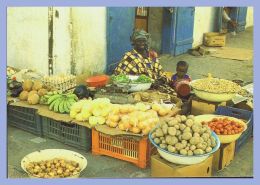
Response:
[130,29,150,44]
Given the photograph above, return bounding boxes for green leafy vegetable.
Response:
[112,74,152,84]
[133,75,152,83]
[111,74,130,83]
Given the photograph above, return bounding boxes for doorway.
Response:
[134,7,149,32]
[161,7,195,56]
[218,7,248,33]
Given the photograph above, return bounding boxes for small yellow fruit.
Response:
[19,91,29,101]
[27,94,40,105]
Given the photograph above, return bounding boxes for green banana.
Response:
[66,93,78,101]
[47,94,62,105]
[58,99,66,113]
[53,91,59,95]
[44,94,52,99]
[47,92,54,95]
[63,100,70,113]
[66,98,76,108]
[49,97,62,111]
[53,97,63,112]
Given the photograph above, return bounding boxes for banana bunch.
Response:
[39,91,60,105]
[47,92,78,113]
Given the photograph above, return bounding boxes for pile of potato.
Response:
[26,158,81,178]
[151,115,217,156]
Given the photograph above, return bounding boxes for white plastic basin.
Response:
[21,149,87,178]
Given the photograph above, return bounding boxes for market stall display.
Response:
[86,75,109,88]
[46,92,78,113]
[112,74,153,92]
[194,114,247,143]
[73,85,93,99]
[69,96,178,134]
[42,74,77,92]
[132,90,182,105]
[92,128,155,169]
[215,106,253,152]
[151,154,214,177]
[18,79,51,105]
[190,78,241,102]
[6,66,253,177]
[8,80,23,97]
[7,103,42,136]
[21,149,87,178]
[149,114,220,165]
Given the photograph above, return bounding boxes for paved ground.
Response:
[8,126,253,178]
[8,27,253,178]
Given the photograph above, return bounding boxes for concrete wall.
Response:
[7,7,107,77]
[192,7,218,47]
[148,8,163,53]
[71,7,107,76]
[7,7,49,75]
[246,7,254,28]
[52,7,72,75]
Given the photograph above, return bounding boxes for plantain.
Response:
[47,94,62,105]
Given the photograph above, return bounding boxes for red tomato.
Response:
[216,124,222,129]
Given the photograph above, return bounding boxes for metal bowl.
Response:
[21,149,87,178]
[194,114,248,144]
[149,127,220,165]
[192,88,237,102]
[190,79,238,102]
[115,75,152,92]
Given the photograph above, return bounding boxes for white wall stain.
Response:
[7,7,49,75]
[52,7,72,75]
[192,7,218,47]
[7,7,107,77]
[71,7,107,76]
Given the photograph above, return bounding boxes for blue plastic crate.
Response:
[215,106,253,153]
[41,116,91,151]
[7,105,42,136]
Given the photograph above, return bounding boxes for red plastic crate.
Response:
[92,128,156,168]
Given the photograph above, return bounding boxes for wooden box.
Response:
[204,32,226,47]
[151,154,213,177]
[191,96,226,115]
[212,141,235,172]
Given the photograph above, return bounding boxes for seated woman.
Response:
[114,29,175,94]
[114,29,163,79]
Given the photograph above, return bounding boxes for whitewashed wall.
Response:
[192,7,218,47]
[71,7,107,76]
[7,7,49,75]
[52,7,72,75]
[7,7,107,77]
[246,7,254,28]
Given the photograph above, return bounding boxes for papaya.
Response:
[19,91,29,101]
[32,80,43,91]
[28,94,40,105]
[38,88,48,96]
[28,90,38,97]
[22,80,33,91]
